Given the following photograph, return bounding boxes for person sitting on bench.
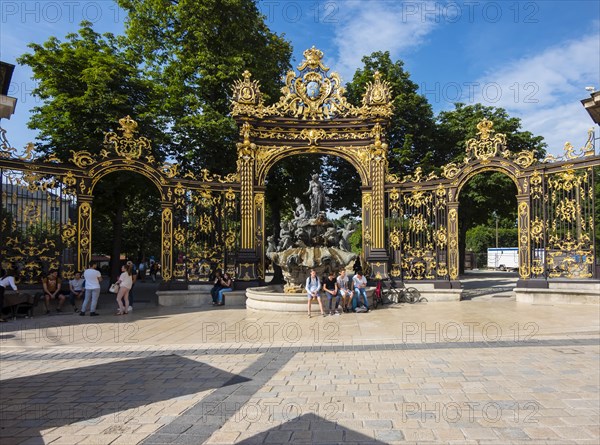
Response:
[0,268,19,322]
[43,270,66,314]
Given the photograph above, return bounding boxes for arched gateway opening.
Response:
[262,154,363,285]
[90,170,162,282]
[457,170,519,300]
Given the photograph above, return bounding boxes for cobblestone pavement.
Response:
[1,296,598,444]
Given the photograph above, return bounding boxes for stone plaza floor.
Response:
[0,288,599,444]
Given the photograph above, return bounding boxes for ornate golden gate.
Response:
[229,47,599,287]
[385,120,599,289]
[230,47,394,283]
[0,118,240,284]
[2,47,599,290]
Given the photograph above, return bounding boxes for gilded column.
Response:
[371,157,386,249]
[77,198,92,271]
[365,125,390,279]
[238,123,256,250]
[254,191,265,280]
[447,203,459,280]
[362,192,372,254]
[235,122,260,285]
[517,195,531,279]
[161,205,173,281]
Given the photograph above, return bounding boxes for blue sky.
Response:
[1,0,599,157]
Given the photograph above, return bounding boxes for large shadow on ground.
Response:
[0,354,249,442]
[237,413,390,444]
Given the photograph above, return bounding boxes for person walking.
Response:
[115,264,133,315]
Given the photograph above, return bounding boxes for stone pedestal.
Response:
[515,280,600,304]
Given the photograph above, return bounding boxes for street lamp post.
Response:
[492,211,499,248]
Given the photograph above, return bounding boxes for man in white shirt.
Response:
[80,262,102,316]
[352,270,369,312]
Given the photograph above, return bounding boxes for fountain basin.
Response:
[246,284,374,312]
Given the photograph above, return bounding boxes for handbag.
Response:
[109,283,119,293]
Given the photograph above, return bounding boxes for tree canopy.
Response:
[117,0,292,174]
[17,22,162,160]
[346,51,438,175]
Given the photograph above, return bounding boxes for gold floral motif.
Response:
[555,199,577,223]
[404,189,431,207]
[513,150,535,168]
[442,163,460,179]
[409,213,428,233]
[530,217,545,243]
[61,220,77,247]
[435,227,448,248]
[466,119,507,161]
[70,150,96,168]
[389,227,401,250]
[300,128,326,146]
[542,131,597,162]
[174,227,186,249]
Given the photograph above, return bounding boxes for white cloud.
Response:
[330,2,439,82]
[474,34,600,156]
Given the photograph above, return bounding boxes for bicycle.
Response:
[380,278,426,304]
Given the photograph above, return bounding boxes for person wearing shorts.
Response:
[336,269,353,313]
[305,269,324,318]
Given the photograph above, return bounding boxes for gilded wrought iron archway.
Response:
[385,119,599,287]
[1,116,241,285]
[230,47,394,281]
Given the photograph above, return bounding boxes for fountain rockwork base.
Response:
[268,246,357,293]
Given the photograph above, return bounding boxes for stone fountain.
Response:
[266,174,357,293]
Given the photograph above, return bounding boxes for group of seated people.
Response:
[0,266,100,320]
[305,268,369,318]
[39,269,90,314]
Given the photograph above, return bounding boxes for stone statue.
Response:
[277,222,293,251]
[266,235,277,254]
[293,197,308,221]
[304,173,326,217]
[339,222,355,251]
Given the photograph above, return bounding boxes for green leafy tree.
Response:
[117,0,292,174]
[329,51,438,214]
[18,22,166,279]
[346,52,438,174]
[18,22,163,159]
[437,103,546,165]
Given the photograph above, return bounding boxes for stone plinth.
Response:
[157,284,247,307]
[515,280,600,304]
[406,282,463,302]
